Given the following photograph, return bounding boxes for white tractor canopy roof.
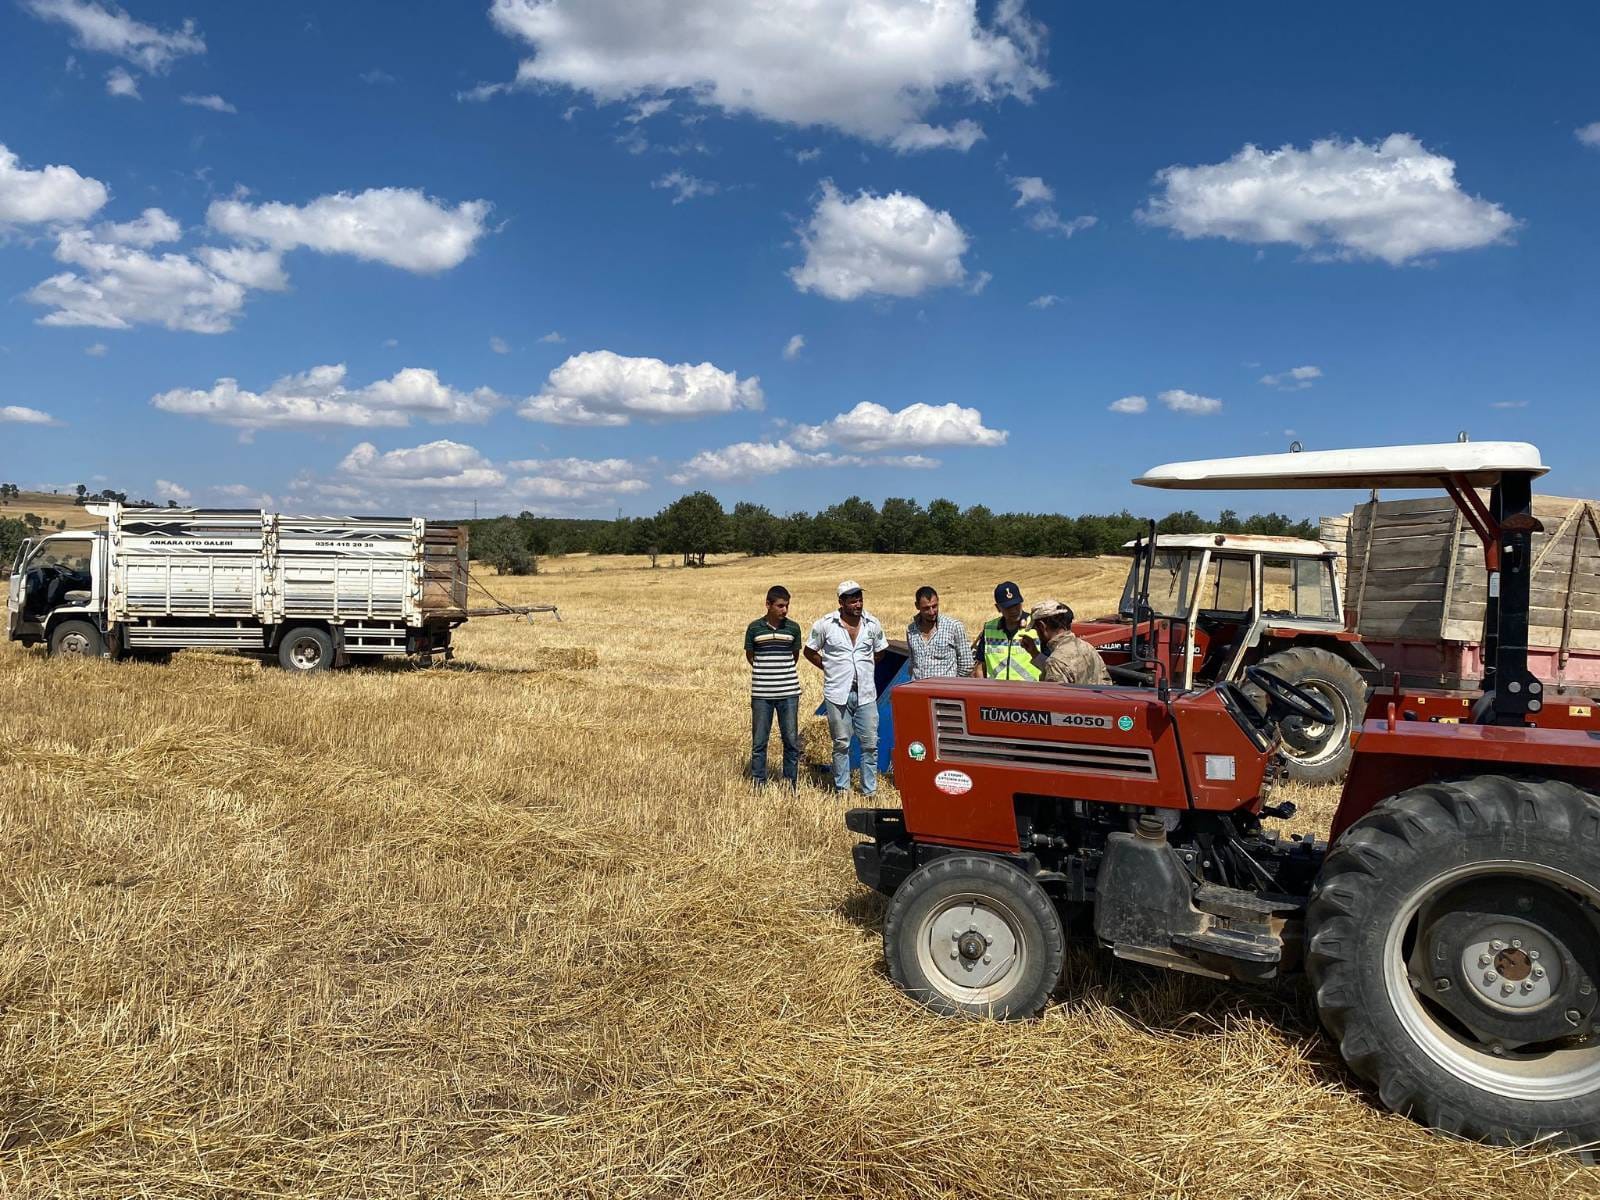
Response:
[1122,533,1333,557]
[1135,441,1547,491]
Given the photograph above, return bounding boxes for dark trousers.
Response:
[751,695,800,786]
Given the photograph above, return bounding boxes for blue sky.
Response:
[2,1,1598,521]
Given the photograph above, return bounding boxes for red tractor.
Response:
[848,442,1599,1155]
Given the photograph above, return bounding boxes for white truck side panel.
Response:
[105,508,442,626]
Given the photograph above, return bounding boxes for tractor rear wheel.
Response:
[1244,646,1367,782]
[1307,776,1600,1155]
[883,854,1064,1020]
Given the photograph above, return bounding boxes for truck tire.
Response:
[1243,646,1368,783]
[278,626,333,673]
[883,854,1065,1021]
[48,620,105,660]
[1307,776,1600,1156]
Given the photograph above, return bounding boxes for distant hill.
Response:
[0,490,100,531]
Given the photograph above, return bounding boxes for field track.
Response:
[1,552,1595,1198]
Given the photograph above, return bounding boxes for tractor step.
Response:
[1171,928,1282,964]
[1193,883,1303,922]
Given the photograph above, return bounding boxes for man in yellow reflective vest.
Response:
[975,581,1043,680]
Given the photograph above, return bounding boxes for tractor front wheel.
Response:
[1244,646,1367,783]
[1307,776,1600,1155]
[883,854,1065,1020]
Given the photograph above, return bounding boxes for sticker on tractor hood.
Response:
[977,705,1114,730]
[934,769,973,795]
[907,741,927,761]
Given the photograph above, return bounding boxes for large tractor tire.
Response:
[1243,646,1368,783]
[1307,776,1600,1155]
[883,854,1065,1020]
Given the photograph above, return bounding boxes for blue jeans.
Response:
[824,689,878,795]
[751,695,800,787]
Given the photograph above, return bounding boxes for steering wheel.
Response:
[1244,665,1336,726]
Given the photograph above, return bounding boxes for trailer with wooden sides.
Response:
[1345,490,1600,727]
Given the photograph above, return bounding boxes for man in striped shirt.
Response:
[906,585,974,680]
[745,585,803,789]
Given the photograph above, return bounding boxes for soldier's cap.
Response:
[994,581,1023,607]
[1030,598,1073,624]
[837,579,864,598]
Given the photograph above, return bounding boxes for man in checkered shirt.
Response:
[905,586,974,680]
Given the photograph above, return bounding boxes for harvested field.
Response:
[0,552,1594,1198]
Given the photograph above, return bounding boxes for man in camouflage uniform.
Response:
[1028,599,1111,686]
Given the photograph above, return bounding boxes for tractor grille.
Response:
[932,699,1157,779]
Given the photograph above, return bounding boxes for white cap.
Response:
[837,579,863,597]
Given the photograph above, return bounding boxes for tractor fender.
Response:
[1254,631,1384,676]
[1331,720,1600,842]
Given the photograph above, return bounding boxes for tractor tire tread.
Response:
[883,854,1065,1022]
[1307,774,1600,1155]
[1246,646,1370,783]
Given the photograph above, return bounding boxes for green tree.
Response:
[729,501,780,556]
[658,491,726,566]
[0,516,29,567]
[1156,509,1206,535]
[875,497,925,553]
[474,517,536,575]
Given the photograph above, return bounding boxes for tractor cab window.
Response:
[10,538,32,576]
[1261,556,1339,621]
[1120,548,1193,618]
[1200,555,1253,615]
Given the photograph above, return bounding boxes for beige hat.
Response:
[1029,598,1072,623]
[837,579,864,597]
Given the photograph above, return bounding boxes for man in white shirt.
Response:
[804,579,888,797]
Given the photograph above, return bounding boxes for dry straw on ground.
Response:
[0,553,1595,1198]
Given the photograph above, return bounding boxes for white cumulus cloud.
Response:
[790,182,971,301]
[669,439,939,483]
[1028,293,1061,308]
[482,0,1046,151]
[27,228,259,333]
[1009,175,1053,206]
[154,478,190,502]
[1,404,64,425]
[520,349,763,426]
[652,170,717,204]
[1108,395,1147,414]
[789,400,1006,451]
[490,336,511,354]
[96,206,181,246]
[1138,133,1517,265]
[510,459,652,503]
[0,142,109,227]
[1259,364,1322,390]
[151,364,505,431]
[25,1,204,73]
[783,334,805,361]
[207,187,492,273]
[1576,122,1600,149]
[180,93,236,113]
[339,440,506,490]
[105,66,140,98]
[1159,388,1222,416]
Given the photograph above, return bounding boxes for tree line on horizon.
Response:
[463,493,1321,575]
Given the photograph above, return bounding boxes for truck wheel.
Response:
[1244,646,1368,782]
[278,626,333,672]
[1307,776,1600,1155]
[48,620,105,660]
[883,854,1065,1020]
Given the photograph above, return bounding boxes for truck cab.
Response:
[7,529,106,650]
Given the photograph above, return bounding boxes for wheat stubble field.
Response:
[0,552,1594,1199]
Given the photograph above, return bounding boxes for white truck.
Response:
[6,504,469,671]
